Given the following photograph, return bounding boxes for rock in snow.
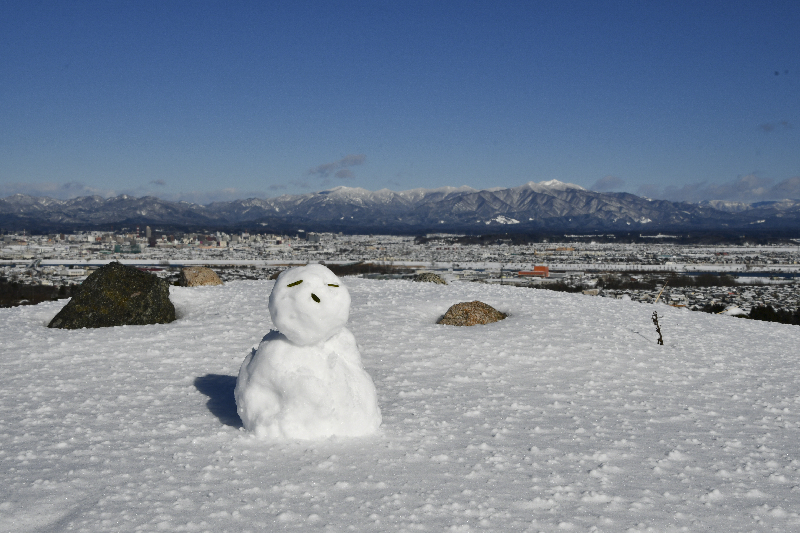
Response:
[413,272,447,284]
[178,266,223,287]
[235,264,381,439]
[47,261,175,329]
[437,300,507,326]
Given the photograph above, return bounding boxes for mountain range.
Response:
[2,180,800,234]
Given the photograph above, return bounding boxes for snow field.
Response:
[1,278,800,531]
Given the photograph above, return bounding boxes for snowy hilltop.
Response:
[1,278,800,531]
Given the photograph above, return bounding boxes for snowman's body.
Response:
[235,264,381,439]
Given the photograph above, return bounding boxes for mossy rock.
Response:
[437,301,507,326]
[48,262,176,329]
[413,273,447,284]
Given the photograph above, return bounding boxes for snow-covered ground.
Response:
[2,278,799,532]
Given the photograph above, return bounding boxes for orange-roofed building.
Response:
[518,266,549,278]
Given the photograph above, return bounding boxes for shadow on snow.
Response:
[194,373,243,428]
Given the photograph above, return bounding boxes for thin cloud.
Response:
[339,154,366,167]
[335,169,355,179]
[635,184,661,199]
[163,188,270,205]
[0,181,308,204]
[0,181,115,200]
[590,175,626,192]
[769,176,800,197]
[308,154,365,179]
[637,174,800,203]
[759,120,792,133]
[150,179,167,186]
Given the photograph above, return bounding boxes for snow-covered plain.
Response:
[2,278,800,532]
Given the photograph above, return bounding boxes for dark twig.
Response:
[652,311,664,345]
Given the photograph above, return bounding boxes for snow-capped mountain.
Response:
[2,181,800,232]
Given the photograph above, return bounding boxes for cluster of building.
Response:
[1,228,297,260]
[4,230,800,269]
[616,283,799,314]
[572,277,797,314]
[2,230,800,315]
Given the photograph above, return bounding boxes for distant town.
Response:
[3,227,800,318]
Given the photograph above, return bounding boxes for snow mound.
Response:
[235,264,381,439]
[235,328,381,439]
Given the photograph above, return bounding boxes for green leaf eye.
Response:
[328,284,339,287]
[287,280,303,287]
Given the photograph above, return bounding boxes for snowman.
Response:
[235,264,382,439]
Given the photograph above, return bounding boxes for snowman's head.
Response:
[268,264,351,346]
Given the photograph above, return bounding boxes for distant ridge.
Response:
[2,181,800,233]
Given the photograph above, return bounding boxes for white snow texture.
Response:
[235,264,381,439]
[2,276,800,531]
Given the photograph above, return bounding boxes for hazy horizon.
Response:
[3,176,800,207]
[2,2,798,205]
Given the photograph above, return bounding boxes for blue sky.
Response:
[1,1,798,204]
